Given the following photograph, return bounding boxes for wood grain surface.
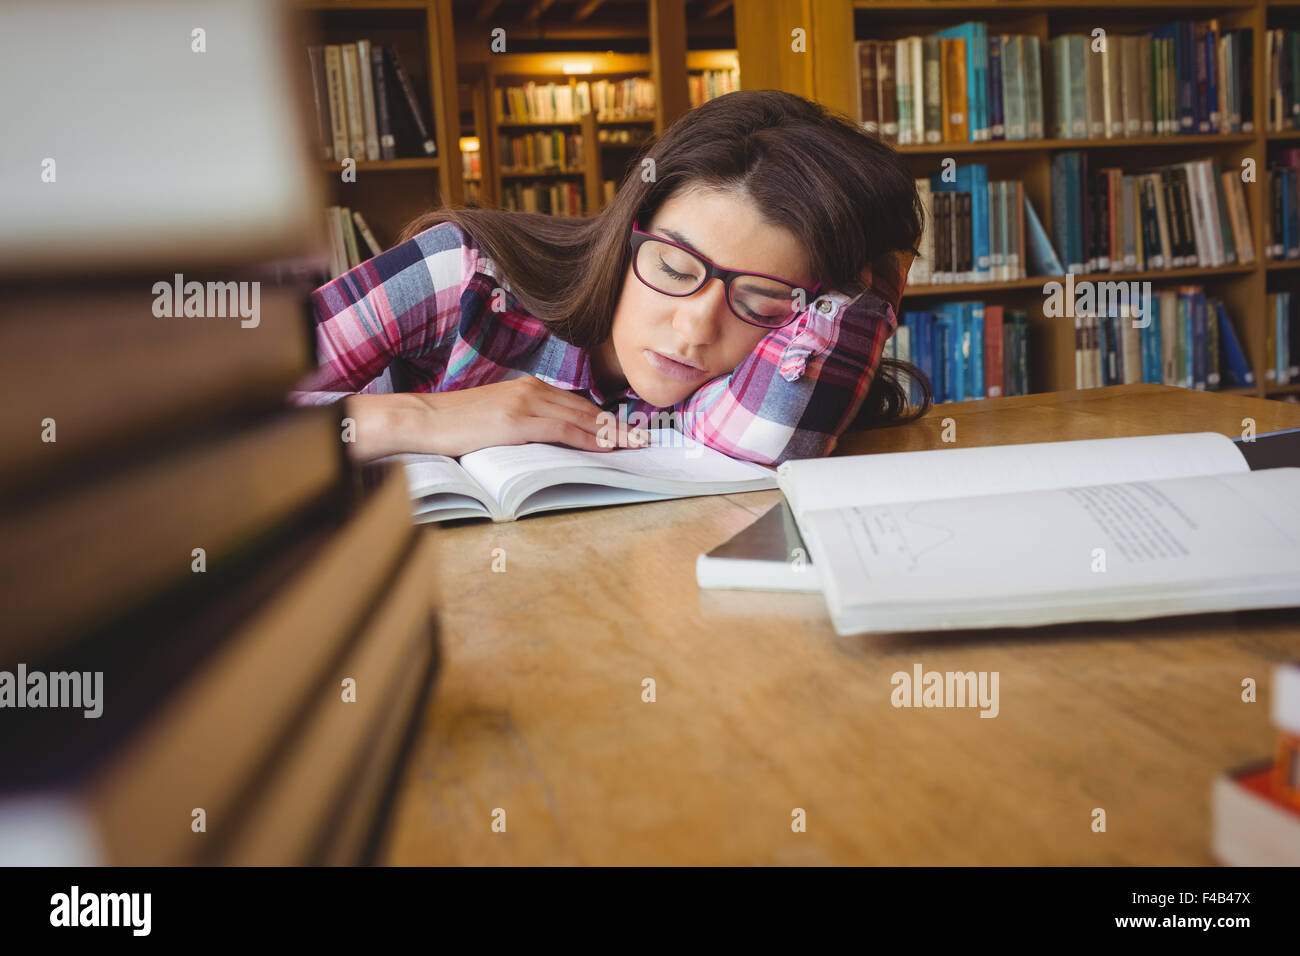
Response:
[381,384,1300,864]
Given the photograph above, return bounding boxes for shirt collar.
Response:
[537,330,636,408]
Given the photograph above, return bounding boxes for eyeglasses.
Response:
[629,221,822,330]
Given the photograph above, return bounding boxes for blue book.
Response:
[935,304,965,401]
[1182,293,1194,387]
[969,302,985,399]
[1191,291,1207,389]
[988,36,1004,140]
[931,164,991,279]
[931,310,952,402]
[905,311,934,404]
[1023,193,1064,275]
[1216,300,1254,386]
[1141,295,1163,383]
[1150,22,1194,133]
[1064,153,1083,273]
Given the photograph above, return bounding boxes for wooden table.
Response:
[382,384,1300,865]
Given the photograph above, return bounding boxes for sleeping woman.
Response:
[289,88,932,465]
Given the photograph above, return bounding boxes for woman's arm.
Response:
[288,221,475,406]
[670,249,912,465]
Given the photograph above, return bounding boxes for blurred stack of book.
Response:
[0,0,439,866]
[1213,661,1300,865]
[325,205,384,278]
[689,67,739,108]
[500,129,585,174]
[307,41,438,160]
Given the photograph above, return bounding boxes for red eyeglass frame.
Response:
[629,220,823,329]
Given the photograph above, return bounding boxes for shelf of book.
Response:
[298,0,459,275]
[483,50,739,217]
[745,0,1300,404]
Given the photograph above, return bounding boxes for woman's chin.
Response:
[629,377,691,409]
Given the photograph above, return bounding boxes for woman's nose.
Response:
[671,278,728,344]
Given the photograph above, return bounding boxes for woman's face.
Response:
[595,184,816,409]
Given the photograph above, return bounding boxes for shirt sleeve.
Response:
[286,221,476,406]
[670,250,911,466]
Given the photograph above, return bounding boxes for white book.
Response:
[389,427,777,524]
[341,43,366,161]
[1212,762,1300,866]
[896,39,912,144]
[0,0,324,278]
[1274,660,1300,735]
[909,36,925,144]
[775,432,1300,635]
[356,39,380,161]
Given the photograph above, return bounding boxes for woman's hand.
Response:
[342,377,650,462]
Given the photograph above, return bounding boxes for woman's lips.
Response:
[644,349,706,382]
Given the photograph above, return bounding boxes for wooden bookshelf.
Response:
[297,0,461,254]
[481,50,739,217]
[736,0,1300,404]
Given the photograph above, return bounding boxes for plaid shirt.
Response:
[289,220,906,465]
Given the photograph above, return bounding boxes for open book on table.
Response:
[774,431,1300,635]
[383,428,777,523]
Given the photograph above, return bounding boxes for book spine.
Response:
[1005,35,1026,140]
[1194,21,1210,133]
[1122,36,1141,137]
[988,36,1005,140]
[923,37,943,143]
[356,39,380,162]
[1240,29,1254,132]
[307,46,332,161]
[324,45,349,162]
[945,38,970,142]
[856,41,879,133]
[389,47,438,156]
[1139,37,1154,135]
[1025,36,1044,139]
[1074,36,1094,138]
[371,45,396,160]
[896,40,913,144]
[985,305,1004,396]
[880,41,900,143]
[341,44,366,160]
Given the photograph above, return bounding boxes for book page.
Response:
[379,453,474,497]
[779,432,1247,517]
[458,428,775,504]
[802,468,1300,614]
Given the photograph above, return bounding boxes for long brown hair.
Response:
[399,89,933,429]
